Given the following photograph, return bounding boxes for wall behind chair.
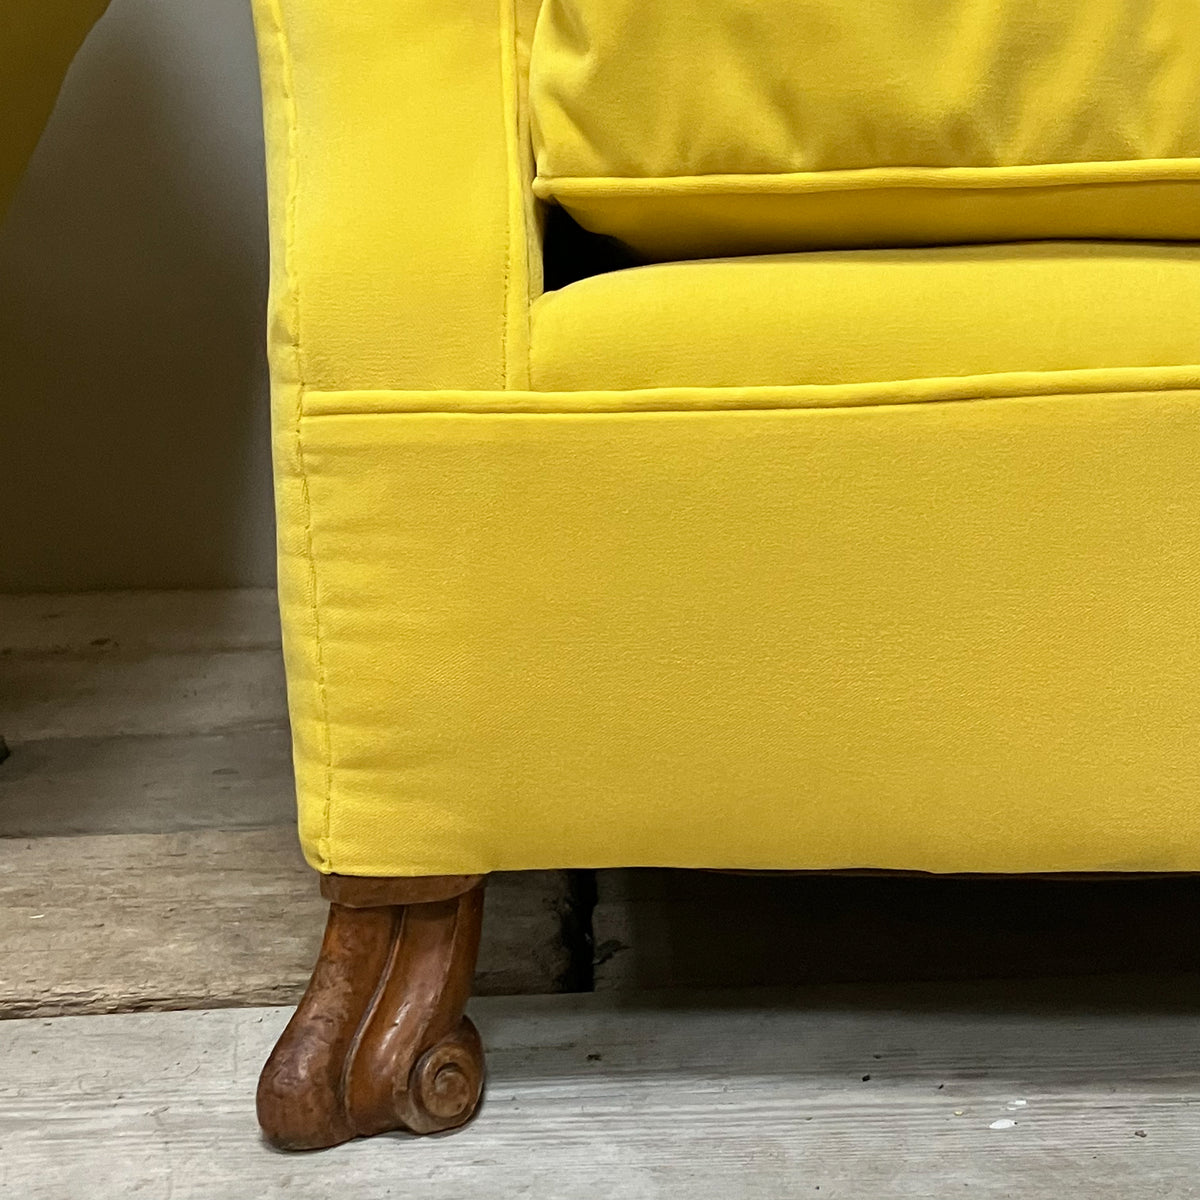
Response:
[0,0,275,591]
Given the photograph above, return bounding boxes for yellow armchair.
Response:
[0,0,110,220]
[251,0,1200,1148]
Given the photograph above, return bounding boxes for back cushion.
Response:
[529,0,1200,259]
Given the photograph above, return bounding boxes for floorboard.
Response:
[0,588,282,654]
[4,587,1200,1194]
[0,727,294,836]
[2,982,1197,1199]
[0,828,578,1016]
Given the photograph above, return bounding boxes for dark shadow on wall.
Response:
[0,0,274,592]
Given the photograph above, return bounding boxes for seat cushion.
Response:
[529,0,1200,259]
[530,243,1200,391]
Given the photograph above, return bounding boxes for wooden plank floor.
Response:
[4,589,1200,1194]
[6,587,1200,1008]
[0,589,293,835]
[0,590,582,1011]
[0,827,577,1016]
[3,980,1198,1199]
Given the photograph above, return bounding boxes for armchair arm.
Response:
[1,0,111,220]
[251,0,543,395]
[251,1,544,869]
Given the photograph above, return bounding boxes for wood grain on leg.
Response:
[257,877,486,1150]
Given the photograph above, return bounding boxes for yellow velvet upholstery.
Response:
[531,243,1200,390]
[0,0,110,220]
[252,0,1200,877]
[531,0,1200,258]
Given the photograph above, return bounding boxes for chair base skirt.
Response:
[282,387,1200,877]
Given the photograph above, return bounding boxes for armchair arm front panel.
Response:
[251,0,541,395]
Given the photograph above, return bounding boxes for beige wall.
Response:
[0,0,275,591]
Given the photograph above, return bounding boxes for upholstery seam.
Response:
[498,0,510,388]
[498,0,525,390]
[517,0,537,388]
[297,367,1200,418]
[269,0,335,873]
[533,158,1200,197]
[299,388,1200,419]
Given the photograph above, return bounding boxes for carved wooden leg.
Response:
[257,874,486,1150]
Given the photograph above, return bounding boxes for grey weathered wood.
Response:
[0,647,288,741]
[0,728,295,836]
[0,588,287,750]
[0,828,575,1016]
[0,590,579,1005]
[0,588,292,834]
[0,588,282,654]
[1,982,1197,1199]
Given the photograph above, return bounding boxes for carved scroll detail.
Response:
[258,880,486,1150]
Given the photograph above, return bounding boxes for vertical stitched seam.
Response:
[519,0,542,387]
[499,0,520,390]
[269,0,335,873]
[519,0,538,389]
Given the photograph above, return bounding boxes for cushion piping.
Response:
[533,158,1200,198]
[300,364,1200,417]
